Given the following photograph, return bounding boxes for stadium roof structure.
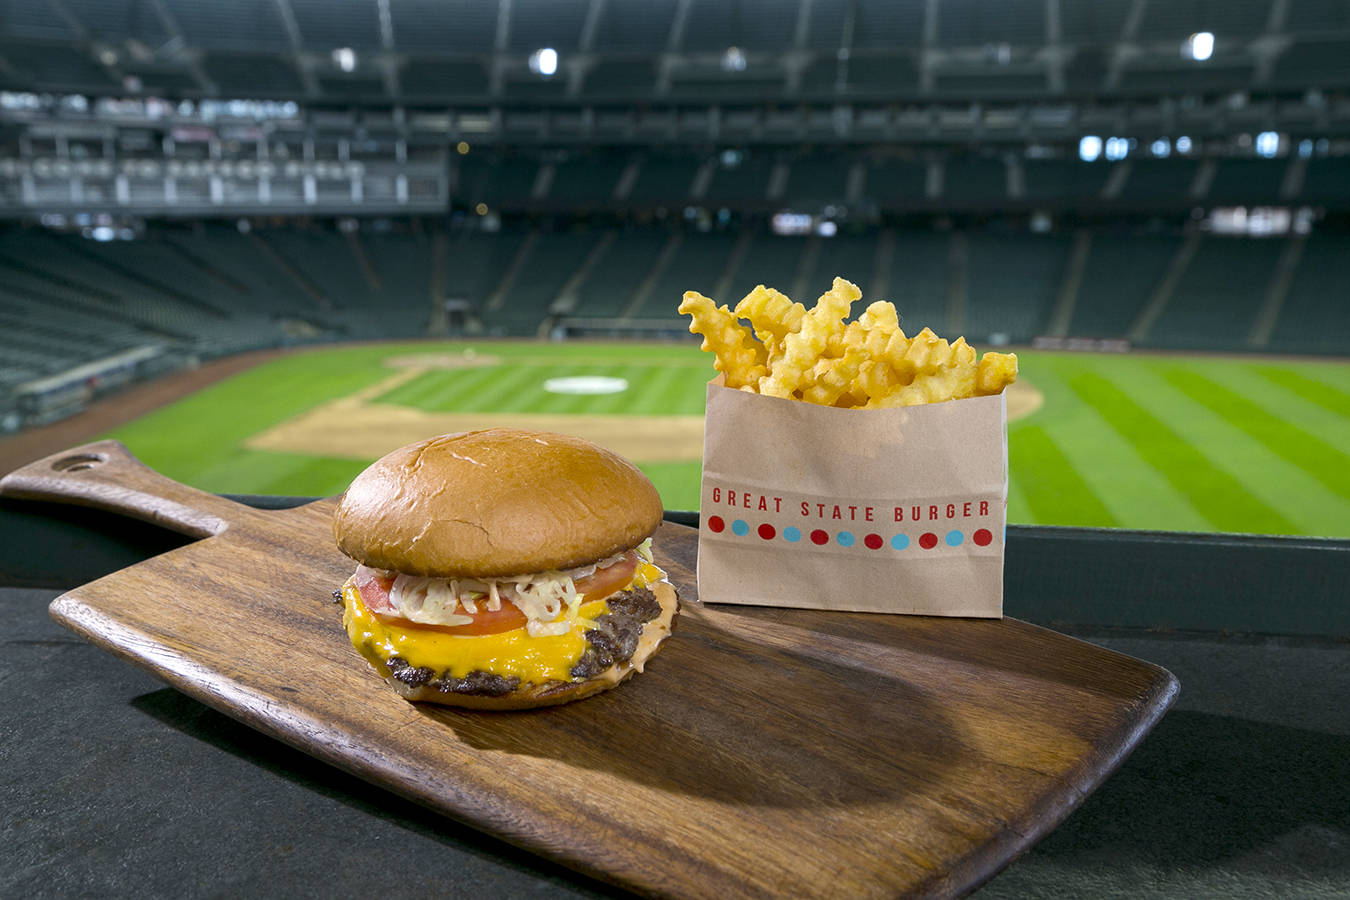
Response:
[0,0,1347,109]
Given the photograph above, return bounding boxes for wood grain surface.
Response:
[1,440,1178,899]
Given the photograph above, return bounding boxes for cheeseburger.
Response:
[332,428,678,709]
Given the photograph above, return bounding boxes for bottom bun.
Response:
[376,580,679,710]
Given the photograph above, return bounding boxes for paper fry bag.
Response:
[697,382,1007,617]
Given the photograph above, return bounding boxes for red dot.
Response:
[707,515,725,533]
[810,529,829,545]
[757,523,776,540]
[919,532,938,550]
[973,528,993,546]
[864,533,883,550]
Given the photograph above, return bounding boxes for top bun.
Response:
[333,428,664,577]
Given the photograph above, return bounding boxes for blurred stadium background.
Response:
[0,0,1347,536]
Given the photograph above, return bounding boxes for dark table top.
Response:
[4,499,1349,898]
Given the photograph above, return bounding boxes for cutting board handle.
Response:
[0,439,263,539]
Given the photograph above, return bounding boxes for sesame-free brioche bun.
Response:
[333,428,665,577]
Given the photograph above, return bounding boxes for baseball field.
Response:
[101,340,1350,538]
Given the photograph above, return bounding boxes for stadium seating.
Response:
[1268,233,1350,357]
[702,154,777,211]
[781,156,852,211]
[881,230,951,334]
[1146,237,1284,351]
[1207,159,1290,206]
[1023,159,1112,205]
[1300,158,1350,205]
[479,228,603,335]
[626,155,701,209]
[1069,232,1182,338]
[945,156,1010,209]
[1121,159,1202,206]
[568,229,672,319]
[862,157,931,209]
[806,232,884,302]
[724,232,816,304]
[965,232,1071,343]
[2,211,1347,425]
[629,231,739,319]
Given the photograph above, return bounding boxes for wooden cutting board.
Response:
[2,440,1177,899]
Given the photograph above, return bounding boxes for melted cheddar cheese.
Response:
[343,560,665,684]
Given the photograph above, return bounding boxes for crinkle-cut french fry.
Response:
[866,364,978,409]
[734,284,805,356]
[976,351,1019,395]
[678,275,1017,408]
[834,388,868,408]
[678,290,766,390]
[857,300,900,337]
[759,277,860,398]
[855,358,901,403]
[802,349,867,407]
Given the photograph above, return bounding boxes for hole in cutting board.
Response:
[52,453,104,472]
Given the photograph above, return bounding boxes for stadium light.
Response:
[332,47,357,72]
[1255,131,1280,158]
[1078,136,1102,162]
[530,47,558,77]
[1176,135,1193,154]
[1186,32,1214,61]
[1105,137,1129,161]
[1151,139,1171,158]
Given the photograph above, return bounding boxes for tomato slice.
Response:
[350,551,640,637]
[574,551,640,601]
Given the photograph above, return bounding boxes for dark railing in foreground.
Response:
[2,495,1346,639]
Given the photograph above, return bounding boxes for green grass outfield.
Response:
[104,341,1350,538]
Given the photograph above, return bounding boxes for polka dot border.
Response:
[703,519,999,550]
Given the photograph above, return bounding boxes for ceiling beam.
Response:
[1104,0,1147,91]
[270,0,321,99]
[1045,0,1065,93]
[376,0,400,101]
[147,0,218,96]
[44,0,126,88]
[0,50,23,85]
[490,0,512,97]
[579,0,605,53]
[920,0,939,94]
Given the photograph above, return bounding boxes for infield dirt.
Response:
[244,361,1043,464]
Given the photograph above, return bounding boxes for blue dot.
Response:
[946,530,964,547]
[837,531,855,547]
[783,526,802,542]
[731,519,749,536]
[891,534,910,550]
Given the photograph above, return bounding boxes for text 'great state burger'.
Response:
[332,428,679,709]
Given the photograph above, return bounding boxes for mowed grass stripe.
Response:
[393,366,498,409]
[1254,366,1350,418]
[650,361,709,416]
[1211,364,1350,450]
[1162,367,1350,503]
[1134,365,1350,536]
[438,366,538,413]
[1067,371,1299,534]
[1005,467,1032,525]
[1010,425,1119,527]
[1011,354,1212,532]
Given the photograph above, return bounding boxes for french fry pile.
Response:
[678,276,1018,409]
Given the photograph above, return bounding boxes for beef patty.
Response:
[383,586,665,698]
